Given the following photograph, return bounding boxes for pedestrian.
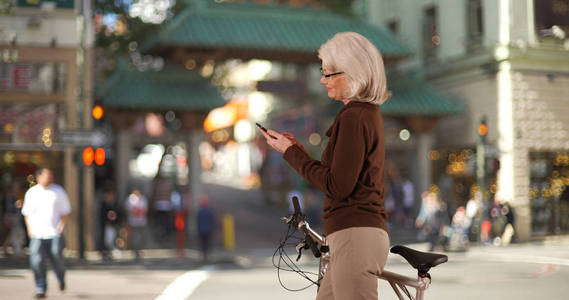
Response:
[125,189,148,260]
[21,167,71,299]
[99,189,121,260]
[415,191,447,251]
[152,177,173,240]
[197,195,215,261]
[2,182,25,256]
[500,200,516,245]
[260,32,391,300]
[389,171,404,223]
[171,187,188,258]
[401,176,415,228]
[447,206,470,251]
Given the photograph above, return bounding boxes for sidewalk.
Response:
[0,247,240,272]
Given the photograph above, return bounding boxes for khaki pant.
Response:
[316,227,390,300]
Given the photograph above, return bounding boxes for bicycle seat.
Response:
[390,245,448,277]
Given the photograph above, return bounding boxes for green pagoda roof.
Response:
[96,61,226,112]
[142,0,412,62]
[381,82,465,116]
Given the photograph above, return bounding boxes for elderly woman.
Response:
[260,32,391,299]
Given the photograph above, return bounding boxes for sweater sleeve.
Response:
[283,116,365,200]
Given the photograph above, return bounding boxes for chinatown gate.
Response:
[96,0,463,251]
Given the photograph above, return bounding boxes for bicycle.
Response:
[274,197,448,300]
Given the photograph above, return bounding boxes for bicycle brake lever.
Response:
[296,241,306,261]
[282,215,294,224]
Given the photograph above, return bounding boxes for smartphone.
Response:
[256,123,276,139]
[255,122,268,132]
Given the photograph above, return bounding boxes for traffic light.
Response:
[478,118,487,138]
[92,105,104,120]
[81,147,105,166]
[82,147,94,166]
[478,117,488,145]
[94,147,105,166]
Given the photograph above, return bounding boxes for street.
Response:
[187,239,569,300]
[2,184,569,300]
[1,238,569,300]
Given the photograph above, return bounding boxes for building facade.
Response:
[0,0,96,252]
[369,0,569,241]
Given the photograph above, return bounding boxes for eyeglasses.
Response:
[320,67,344,78]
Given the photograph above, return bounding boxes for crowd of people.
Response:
[381,164,519,252]
[96,186,217,262]
[0,178,219,264]
[413,187,517,252]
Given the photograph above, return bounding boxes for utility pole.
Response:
[76,0,88,260]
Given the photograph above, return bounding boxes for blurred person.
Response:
[2,182,25,256]
[171,187,188,257]
[465,192,482,242]
[489,196,507,245]
[437,173,456,223]
[401,176,415,228]
[383,180,395,221]
[197,195,215,261]
[415,191,448,251]
[22,167,71,298]
[99,189,121,260]
[260,32,391,300]
[446,206,470,251]
[125,189,148,260]
[152,177,173,240]
[500,200,516,246]
[387,167,404,223]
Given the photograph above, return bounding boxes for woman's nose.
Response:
[319,76,326,84]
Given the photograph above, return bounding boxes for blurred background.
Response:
[1,0,569,299]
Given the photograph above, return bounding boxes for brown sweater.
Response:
[283,101,388,236]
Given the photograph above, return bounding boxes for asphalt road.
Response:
[187,239,569,300]
[1,238,569,300]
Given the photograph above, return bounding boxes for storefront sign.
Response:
[0,63,66,93]
[17,0,74,9]
[13,64,32,90]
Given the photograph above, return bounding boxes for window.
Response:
[388,20,400,36]
[467,0,484,50]
[534,0,569,41]
[0,104,64,145]
[0,62,66,94]
[422,6,439,63]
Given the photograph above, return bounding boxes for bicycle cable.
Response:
[272,220,320,292]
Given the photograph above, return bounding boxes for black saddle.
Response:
[390,245,448,278]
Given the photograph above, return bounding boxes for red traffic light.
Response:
[83,147,94,166]
[95,148,105,166]
[92,105,104,120]
[478,123,488,136]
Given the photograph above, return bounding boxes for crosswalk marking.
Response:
[155,266,213,300]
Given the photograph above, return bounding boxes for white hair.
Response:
[318,32,391,104]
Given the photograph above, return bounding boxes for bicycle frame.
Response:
[377,270,430,300]
[297,220,432,300]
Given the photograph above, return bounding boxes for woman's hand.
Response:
[282,132,306,152]
[260,129,293,153]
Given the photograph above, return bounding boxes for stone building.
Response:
[370,0,569,240]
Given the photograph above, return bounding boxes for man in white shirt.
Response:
[22,167,71,299]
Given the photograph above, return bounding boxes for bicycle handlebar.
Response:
[290,197,326,258]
